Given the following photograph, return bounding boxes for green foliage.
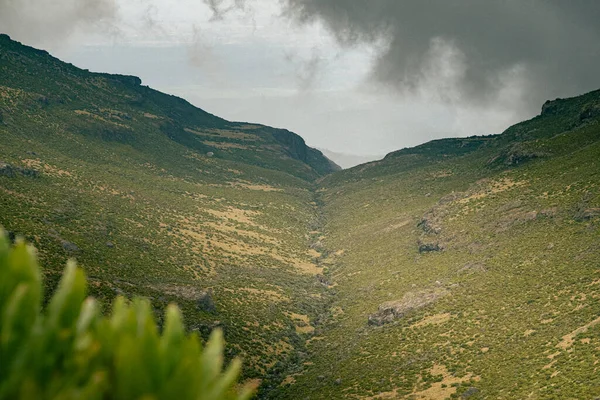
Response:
[0,231,253,400]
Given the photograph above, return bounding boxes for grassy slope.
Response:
[0,35,337,392]
[276,92,600,399]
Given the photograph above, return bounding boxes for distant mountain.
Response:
[317,148,383,169]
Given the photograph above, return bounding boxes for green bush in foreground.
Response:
[0,231,253,400]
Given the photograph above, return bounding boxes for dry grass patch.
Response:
[227,181,284,192]
[150,284,205,300]
[239,287,289,303]
[204,128,260,141]
[412,313,452,328]
[203,141,253,150]
[74,109,131,129]
[21,158,74,178]
[459,178,528,204]
[287,312,315,334]
[556,315,600,350]
[408,364,477,400]
[205,207,262,226]
[381,219,411,233]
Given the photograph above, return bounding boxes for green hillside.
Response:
[275,91,600,398]
[1,35,600,399]
[0,34,338,393]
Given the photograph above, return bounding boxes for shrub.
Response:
[0,230,253,400]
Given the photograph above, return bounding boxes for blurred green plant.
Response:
[0,230,253,400]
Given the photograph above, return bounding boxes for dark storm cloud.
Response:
[281,0,600,109]
[0,0,118,45]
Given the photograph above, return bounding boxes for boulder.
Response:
[0,162,15,178]
[418,240,443,253]
[61,240,80,253]
[197,290,216,313]
[462,387,480,398]
[17,167,40,178]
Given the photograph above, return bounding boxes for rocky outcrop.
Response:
[197,290,217,313]
[0,162,40,178]
[418,240,444,253]
[0,162,15,178]
[417,216,441,235]
[579,104,600,122]
[541,99,563,116]
[61,241,80,253]
[368,288,447,326]
[582,208,600,220]
[488,143,546,166]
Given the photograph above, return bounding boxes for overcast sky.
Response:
[2,0,599,161]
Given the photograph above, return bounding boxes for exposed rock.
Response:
[19,167,40,178]
[310,240,324,250]
[368,288,447,326]
[206,152,214,157]
[541,98,562,116]
[61,240,80,253]
[495,143,545,166]
[106,241,115,248]
[418,240,443,253]
[316,274,332,287]
[334,378,342,386]
[417,216,441,235]
[0,162,40,178]
[462,387,480,398]
[579,104,600,122]
[0,162,16,177]
[524,211,538,221]
[197,290,217,313]
[539,207,558,218]
[582,208,600,220]
[438,191,464,205]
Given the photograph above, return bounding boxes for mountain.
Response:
[316,148,382,169]
[0,33,337,393]
[2,34,600,399]
[275,90,600,399]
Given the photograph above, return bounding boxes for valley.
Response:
[1,35,600,399]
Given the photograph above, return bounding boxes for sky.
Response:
[2,0,600,163]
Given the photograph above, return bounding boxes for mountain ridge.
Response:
[0,33,337,180]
